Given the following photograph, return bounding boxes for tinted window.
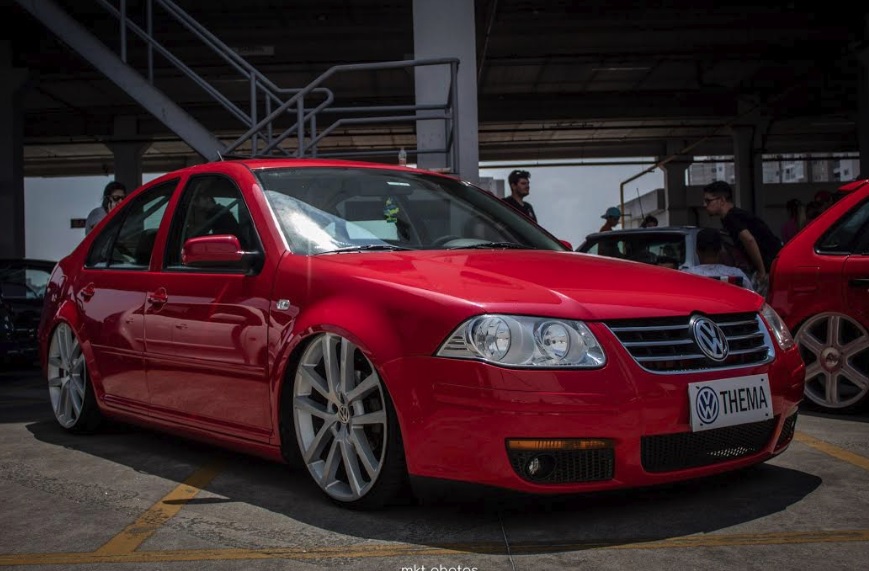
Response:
[581,233,687,266]
[164,175,259,269]
[0,266,52,299]
[85,181,176,269]
[817,199,869,254]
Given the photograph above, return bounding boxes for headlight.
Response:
[761,303,795,351]
[437,314,606,368]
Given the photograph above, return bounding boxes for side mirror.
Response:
[559,239,574,250]
[181,235,262,275]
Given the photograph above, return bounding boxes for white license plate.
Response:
[688,374,772,432]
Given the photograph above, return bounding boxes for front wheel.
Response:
[796,312,869,414]
[47,322,103,433]
[283,332,408,509]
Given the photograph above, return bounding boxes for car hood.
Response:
[312,249,761,321]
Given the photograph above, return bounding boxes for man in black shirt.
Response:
[502,169,537,222]
[702,180,782,295]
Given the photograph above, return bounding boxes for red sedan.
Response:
[39,159,804,508]
[768,175,869,413]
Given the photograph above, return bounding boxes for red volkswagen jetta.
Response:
[39,159,804,508]
[768,175,869,414]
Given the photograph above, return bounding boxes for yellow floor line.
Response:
[794,431,869,472]
[93,460,224,556]
[2,529,869,566]
[2,431,868,567]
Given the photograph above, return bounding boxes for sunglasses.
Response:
[703,196,721,205]
[109,194,126,202]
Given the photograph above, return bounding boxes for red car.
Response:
[768,175,869,414]
[39,159,804,509]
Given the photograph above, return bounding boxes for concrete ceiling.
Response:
[9,0,869,176]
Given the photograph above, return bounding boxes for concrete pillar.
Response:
[106,116,150,190]
[730,125,765,214]
[412,0,479,183]
[660,140,693,226]
[858,43,869,178]
[0,41,27,258]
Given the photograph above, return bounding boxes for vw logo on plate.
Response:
[695,386,720,424]
[690,316,729,361]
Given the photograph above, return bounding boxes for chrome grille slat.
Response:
[716,319,758,328]
[728,346,769,356]
[622,339,694,347]
[608,324,689,333]
[605,313,774,373]
[727,332,765,342]
[636,354,706,362]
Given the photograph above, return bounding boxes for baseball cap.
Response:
[602,206,621,219]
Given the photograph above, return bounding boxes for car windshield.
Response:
[255,167,566,255]
[581,232,687,266]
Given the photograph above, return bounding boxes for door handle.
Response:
[147,287,168,305]
[79,283,95,301]
[849,278,869,288]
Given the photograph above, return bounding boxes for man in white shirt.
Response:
[684,227,754,290]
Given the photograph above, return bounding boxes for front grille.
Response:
[775,412,798,450]
[606,312,773,373]
[641,418,777,473]
[507,448,614,484]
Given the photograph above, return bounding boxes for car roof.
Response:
[838,176,868,194]
[582,226,700,240]
[0,258,57,268]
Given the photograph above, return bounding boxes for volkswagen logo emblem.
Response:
[695,386,720,424]
[690,316,729,361]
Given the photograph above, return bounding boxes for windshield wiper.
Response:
[447,241,527,250]
[322,244,410,254]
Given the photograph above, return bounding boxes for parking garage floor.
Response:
[1,363,867,570]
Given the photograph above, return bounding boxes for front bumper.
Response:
[381,343,804,494]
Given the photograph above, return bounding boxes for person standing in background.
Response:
[85,181,127,235]
[702,180,781,296]
[640,215,658,228]
[599,206,621,232]
[780,198,804,243]
[502,169,537,222]
[684,227,754,290]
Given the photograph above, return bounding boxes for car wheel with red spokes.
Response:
[796,312,869,413]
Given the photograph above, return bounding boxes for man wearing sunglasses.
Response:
[702,180,781,296]
[85,180,127,235]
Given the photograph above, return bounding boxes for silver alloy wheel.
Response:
[293,333,388,502]
[797,312,869,411]
[47,322,88,428]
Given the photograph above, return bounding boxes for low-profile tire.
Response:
[796,312,869,414]
[281,332,408,509]
[47,322,103,433]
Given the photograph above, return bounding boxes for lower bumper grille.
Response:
[775,412,798,450]
[508,448,614,484]
[641,418,777,473]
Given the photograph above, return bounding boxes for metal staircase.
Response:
[14,0,460,170]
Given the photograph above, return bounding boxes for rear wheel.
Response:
[285,332,408,509]
[47,322,103,432]
[796,312,869,413]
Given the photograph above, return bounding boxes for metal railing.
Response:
[91,0,459,168]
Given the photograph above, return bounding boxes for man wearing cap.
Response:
[502,169,537,222]
[599,206,621,232]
